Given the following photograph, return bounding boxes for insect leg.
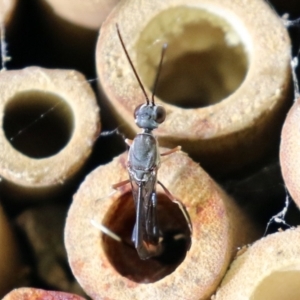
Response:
[133,185,143,248]
[98,127,127,142]
[98,128,120,137]
[160,146,181,156]
[93,179,130,204]
[146,191,159,243]
[151,191,159,238]
[112,179,130,190]
[125,138,133,147]
[157,180,192,233]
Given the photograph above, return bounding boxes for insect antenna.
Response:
[151,43,167,106]
[116,24,150,105]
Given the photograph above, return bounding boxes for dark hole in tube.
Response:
[101,192,191,283]
[3,90,74,158]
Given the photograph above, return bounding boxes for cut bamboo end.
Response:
[280,97,300,208]
[214,227,300,300]
[0,67,100,199]
[0,0,16,23]
[2,288,86,300]
[96,0,291,174]
[65,150,259,300]
[15,204,85,295]
[41,0,119,30]
[0,205,22,297]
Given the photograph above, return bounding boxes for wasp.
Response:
[96,25,192,260]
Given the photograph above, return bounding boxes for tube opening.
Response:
[3,90,74,158]
[136,7,249,108]
[101,192,191,283]
[251,269,300,300]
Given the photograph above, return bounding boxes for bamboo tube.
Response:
[32,0,119,77]
[41,0,119,30]
[280,97,300,208]
[214,227,300,300]
[0,0,16,23]
[65,150,259,300]
[0,67,100,200]
[15,204,85,295]
[96,0,291,175]
[0,204,22,297]
[2,288,86,300]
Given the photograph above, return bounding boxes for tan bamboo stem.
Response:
[41,0,119,30]
[0,67,100,200]
[96,0,291,175]
[214,227,300,299]
[65,150,259,300]
[0,204,22,297]
[0,0,16,23]
[280,97,300,208]
[2,288,86,300]
[33,0,118,77]
[15,204,85,295]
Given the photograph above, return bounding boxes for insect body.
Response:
[113,25,192,260]
[127,104,166,259]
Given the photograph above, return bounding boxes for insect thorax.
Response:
[128,133,160,173]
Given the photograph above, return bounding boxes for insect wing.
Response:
[129,170,160,260]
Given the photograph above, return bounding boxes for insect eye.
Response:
[155,106,166,124]
[134,104,143,119]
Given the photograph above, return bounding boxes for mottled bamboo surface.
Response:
[2,288,86,300]
[96,0,292,175]
[214,227,300,299]
[0,67,100,200]
[65,151,259,300]
[1,0,300,300]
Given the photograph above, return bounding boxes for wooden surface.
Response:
[214,227,300,299]
[0,67,100,199]
[65,150,259,300]
[0,0,300,299]
[96,0,292,175]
